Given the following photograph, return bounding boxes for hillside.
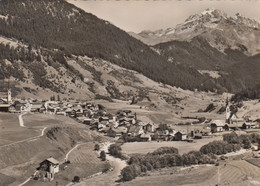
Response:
[0,0,218,94]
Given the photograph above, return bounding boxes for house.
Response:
[242,122,256,129]
[194,133,202,139]
[227,123,244,130]
[139,133,152,142]
[83,118,92,125]
[107,127,128,137]
[143,123,154,133]
[174,131,187,141]
[201,128,211,136]
[210,120,225,133]
[30,104,44,112]
[128,125,144,137]
[99,116,109,123]
[39,157,59,181]
[0,98,11,112]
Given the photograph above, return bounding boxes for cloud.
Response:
[67,0,260,32]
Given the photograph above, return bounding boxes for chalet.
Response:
[201,128,211,136]
[65,108,73,115]
[83,118,92,125]
[210,120,225,133]
[194,133,202,139]
[227,123,244,130]
[174,131,187,141]
[13,100,26,112]
[8,105,16,113]
[242,122,256,129]
[128,125,144,137]
[99,116,109,123]
[143,123,155,133]
[99,126,110,133]
[30,104,44,112]
[0,99,10,112]
[39,157,59,181]
[139,133,152,142]
[107,127,128,137]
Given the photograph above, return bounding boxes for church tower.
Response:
[225,98,231,124]
[7,89,11,103]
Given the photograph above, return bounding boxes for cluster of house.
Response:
[210,103,259,133]
[2,97,216,142]
[210,119,259,133]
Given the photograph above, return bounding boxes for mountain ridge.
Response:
[130,8,260,56]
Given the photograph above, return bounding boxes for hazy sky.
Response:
[67,0,260,33]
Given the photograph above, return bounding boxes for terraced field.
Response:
[246,158,260,168]
[123,159,260,186]
[53,143,110,186]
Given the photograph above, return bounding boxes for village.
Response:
[1,89,260,143]
[1,89,260,184]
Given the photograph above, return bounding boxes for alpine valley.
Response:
[0,1,259,99]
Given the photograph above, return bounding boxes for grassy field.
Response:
[246,158,260,168]
[0,113,39,146]
[26,143,110,186]
[122,158,260,186]
[0,112,106,186]
[121,136,222,155]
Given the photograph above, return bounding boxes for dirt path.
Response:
[0,127,47,148]
[74,142,127,186]
[65,143,89,161]
[18,112,27,127]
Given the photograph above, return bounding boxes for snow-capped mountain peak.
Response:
[131,8,260,55]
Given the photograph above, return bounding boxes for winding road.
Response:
[18,112,27,127]
[1,113,48,186]
[74,142,127,186]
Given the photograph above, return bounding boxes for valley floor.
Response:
[121,151,260,186]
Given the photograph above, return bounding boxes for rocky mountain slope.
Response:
[0,1,259,99]
[0,0,217,95]
[131,8,260,56]
[130,9,260,93]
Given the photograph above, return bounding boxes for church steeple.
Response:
[225,97,231,124]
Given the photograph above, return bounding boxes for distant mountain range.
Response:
[130,8,260,93]
[130,8,260,56]
[0,1,259,99]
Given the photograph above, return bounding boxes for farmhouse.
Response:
[174,131,187,141]
[39,157,59,181]
[143,123,155,133]
[210,120,225,133]
[128,125,144,137]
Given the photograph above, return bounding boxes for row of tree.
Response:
[121,133,260,182]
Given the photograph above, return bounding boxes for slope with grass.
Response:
[0,113,106,186]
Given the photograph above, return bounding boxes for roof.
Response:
[46,157,59,165]
[31,104,42,109]
[227,123,244,128]
[175,131,187,135]
[114,127,128,133]
[211,120,224,127]
[128,126,142,133]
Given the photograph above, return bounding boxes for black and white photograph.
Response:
[0,0,260,185]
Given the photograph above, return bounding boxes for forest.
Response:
[0,0,217,92]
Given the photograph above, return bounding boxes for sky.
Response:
[67,0,260,33]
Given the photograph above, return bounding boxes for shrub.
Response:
[150,147,179,155]
[73,176,80,183]
[100,150,106,161]
[223,132,240,144]
[108,144,122,158]
[94,144,100,151]
[121,164,141,181]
